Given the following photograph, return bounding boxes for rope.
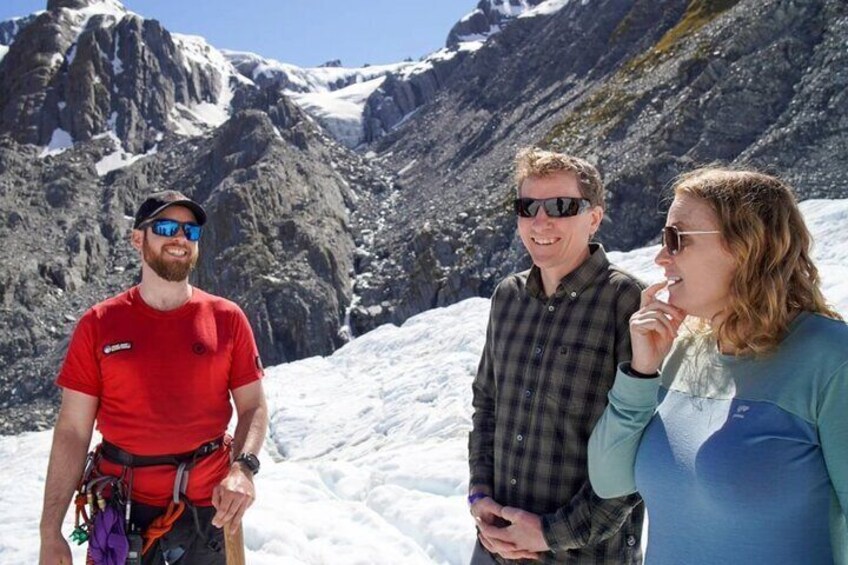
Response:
[141,500,186,555]
[74,492,91,531]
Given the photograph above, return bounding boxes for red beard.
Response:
[142,233,198,282]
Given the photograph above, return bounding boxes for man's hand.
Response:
[215,379,266,535]
[39,531,72,564]
[211,463,255,532]
[473,496,538,560]
[470,495,503,527]
[477,505,549,561]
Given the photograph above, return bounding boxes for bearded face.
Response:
[142,229,199,282]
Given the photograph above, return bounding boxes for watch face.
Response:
[237,453,260,474]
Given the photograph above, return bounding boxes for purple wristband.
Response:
[467,492,489,506]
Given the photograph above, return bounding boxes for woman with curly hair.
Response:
[587,168,848,565]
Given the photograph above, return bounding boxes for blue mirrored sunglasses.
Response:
[141,219,203,241]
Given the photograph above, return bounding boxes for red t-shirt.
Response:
[57,286,263,506]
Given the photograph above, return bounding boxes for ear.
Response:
[588,206,604,235]
[131,228,143,252]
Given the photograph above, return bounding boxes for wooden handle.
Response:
[224,522,246,565]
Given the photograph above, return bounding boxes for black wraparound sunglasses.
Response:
[661,225,720,255]
[513,197,592,218]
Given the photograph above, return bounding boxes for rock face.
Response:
[159,104,359,364]
[0,14,37,46]
[349,0,848,333]
[361,52,469,144]
[446,0,547,46]
[0,0,235,154]
[225,51,399,94]
[362,1,551,142]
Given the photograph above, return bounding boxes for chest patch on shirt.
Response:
[103,341,132,355]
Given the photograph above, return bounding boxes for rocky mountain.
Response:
[219,2,554,149]
[0,0,242,154]
[0,0,393,432]
[222,46,482,149]
[223,51,410,148]
[446,0,548,46]
[0,13,38,46]
[347,0,848,333]
[1,0,846,432]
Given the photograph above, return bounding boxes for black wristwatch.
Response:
[233,452,260,476]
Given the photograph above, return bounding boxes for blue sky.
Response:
[0,0,474,67]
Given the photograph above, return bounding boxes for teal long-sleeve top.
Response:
[588,312,848,565]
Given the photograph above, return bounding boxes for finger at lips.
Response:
[640,281,668,307]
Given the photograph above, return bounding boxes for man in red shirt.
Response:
[39,191,268,564]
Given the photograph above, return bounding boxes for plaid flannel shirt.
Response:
[469,244,645,564]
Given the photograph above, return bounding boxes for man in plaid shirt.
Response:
[468,148,644,564]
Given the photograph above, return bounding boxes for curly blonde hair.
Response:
[514,147,605,208]
[673,167,841,355]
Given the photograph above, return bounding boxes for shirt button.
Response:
[547,305,555,312]
[534,346,543,356]
[510,478,517,486]
[570,291,577,298]
[516,434,523,442]
[626,535,637,547]
[524,389,532,398]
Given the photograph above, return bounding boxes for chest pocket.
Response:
[556,335,612,371]
[541,336,615,425]
[549,334,612,377]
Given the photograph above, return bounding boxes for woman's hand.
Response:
[629,281,686,374]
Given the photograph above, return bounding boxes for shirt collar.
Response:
[526,243,609,300]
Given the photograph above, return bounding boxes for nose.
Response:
[531,207,551,227]
[655,244,672,266]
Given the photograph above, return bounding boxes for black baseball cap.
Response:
[133,190,207,228]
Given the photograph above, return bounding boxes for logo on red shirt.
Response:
[103,342,132,355]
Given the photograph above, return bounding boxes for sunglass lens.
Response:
[152,220,180,238]
[515,197,589,218]
[546,198,586,217]
[662,227,679,255]
[183,224,202,241]
[149,220,202,241]
[543,199,560,217]
[514,198,538,218]
[559,198,580,217]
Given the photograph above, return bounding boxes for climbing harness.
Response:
[71,437,226,564]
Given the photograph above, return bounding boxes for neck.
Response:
[538,246,591,297]
[138,269,193,311]
[706,311,738,355]
[539,271,561,298]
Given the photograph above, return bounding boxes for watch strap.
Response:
[234,452,260,475]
